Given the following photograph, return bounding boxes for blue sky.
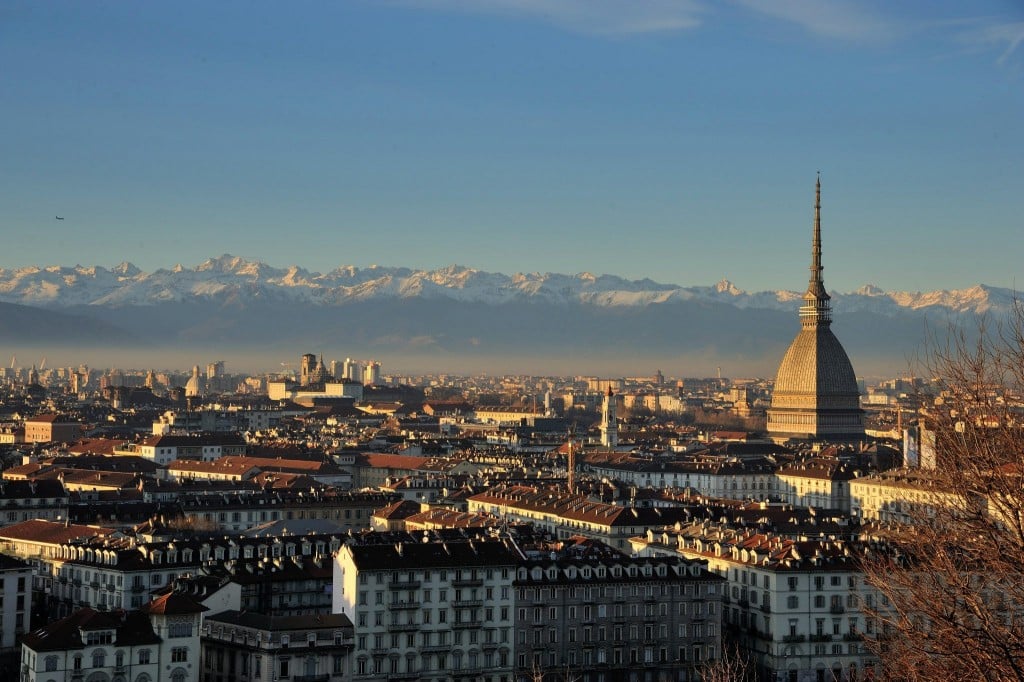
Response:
[1,0,1021,293]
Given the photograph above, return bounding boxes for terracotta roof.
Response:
[372,500,423,520]
[355,454,431,470]
[142,591,208,615]
[0,519,116,545]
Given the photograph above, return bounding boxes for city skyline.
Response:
[2,1,1022,292]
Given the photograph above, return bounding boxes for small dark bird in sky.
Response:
[55,216,64,220]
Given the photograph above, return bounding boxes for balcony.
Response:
[843,632,864,642]
[453,599,483,608]
[420,644,451,654]
[452,620,483,629]
[388,601,420,611]
[389,581,421,590]
[295,675,330,682]
[810,634,833,642]
[387,673,420,681]
[830,604,845,614]
[391,623,420,632]
[452,578,483,588]
[759,603,771,613]
[737,598,750,608]
[782,635,806,644]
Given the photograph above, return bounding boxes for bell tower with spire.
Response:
[767,176,864,444]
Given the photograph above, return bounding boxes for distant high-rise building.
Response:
[767,177,864,444]
[342,357,359,382]
[362,360,381,386]
[206,360,225,380]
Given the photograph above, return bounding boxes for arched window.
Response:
[92,649,107,668]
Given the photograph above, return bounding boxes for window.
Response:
[92,650,106,668]
[168,622,193,638]
[171,647,189,663]
[279,657,290,678]
[139,650,151,665]
[45,656,57,672]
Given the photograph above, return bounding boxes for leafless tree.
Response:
[860,303,1024,681]
[699,640,756,682]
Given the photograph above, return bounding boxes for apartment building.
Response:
[201,610,354,682]
[513,553,724,682]
[633,523,884,682]
[467,485,693,552]
[0,554,32,651]
[20,592,206,682]
[333,531,523,682]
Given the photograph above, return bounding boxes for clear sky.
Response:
[1,0,1021,293]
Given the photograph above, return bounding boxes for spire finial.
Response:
[800,173,831,325]
[812,172,822,283]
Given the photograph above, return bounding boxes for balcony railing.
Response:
[782,635,806,643]
[452,620,483,629]
[388,601,419,611]
[810,634,832,642]
[452,578,483,588]
[453,599,483,608]
[759,603,771,613]
[389,581,421,590]
[420,644,451,653]
[295,674,330,682]
[830,604,845,614]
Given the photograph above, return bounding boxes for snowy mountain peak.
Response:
[0,256,1013,317]
[715,279,744,296]
[855,284,885,296]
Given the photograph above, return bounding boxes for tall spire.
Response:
[800,173,831,326]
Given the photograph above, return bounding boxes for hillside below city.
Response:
[0,255,1013,374]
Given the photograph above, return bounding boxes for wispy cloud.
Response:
[387,0,704,36]
[733,0,896,42]
[953,18,1024,65]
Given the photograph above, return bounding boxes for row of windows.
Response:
[360,586,508,605]
[360,567,509,585]
[519,622,717,644]
[356,628,511,650]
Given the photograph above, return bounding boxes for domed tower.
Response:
[767,176,864,444]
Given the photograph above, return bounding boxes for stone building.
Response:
[201,610,354,682]
[333,531,522,682]
[513,553,724,681]
[20,592,206,682]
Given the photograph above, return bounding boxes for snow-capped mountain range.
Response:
[0,254,1014,316]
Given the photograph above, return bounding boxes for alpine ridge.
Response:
[0,255,1014,316]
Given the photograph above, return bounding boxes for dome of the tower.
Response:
[773,327,859,397]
